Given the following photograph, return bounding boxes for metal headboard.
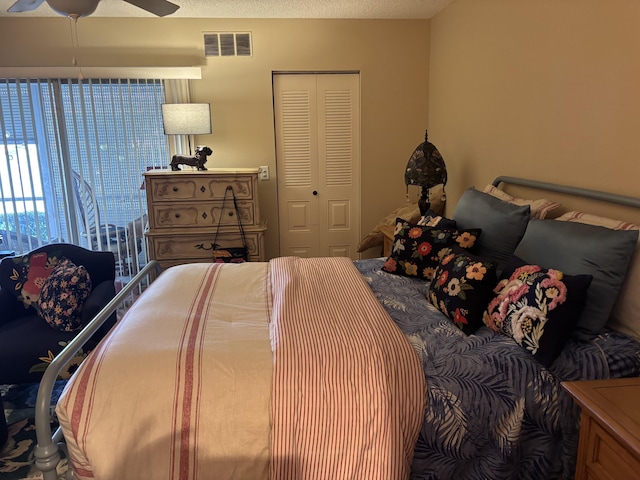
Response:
[492,176,640,209]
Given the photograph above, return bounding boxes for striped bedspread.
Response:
[56,258,425,480]
[269,257,426,479]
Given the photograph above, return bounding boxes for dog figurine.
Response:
[170,145,213,171]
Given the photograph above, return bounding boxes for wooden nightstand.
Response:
[562,378,640,480]
[379,224,395,257]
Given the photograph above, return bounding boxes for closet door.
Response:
[274,73,360,258]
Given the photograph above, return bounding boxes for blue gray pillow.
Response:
[514,219,639,341]
[453,188,530,273]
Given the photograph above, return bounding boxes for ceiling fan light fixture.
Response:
[46,0,99,17]
[7,0,180,17]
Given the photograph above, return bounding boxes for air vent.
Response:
[204,32,252,57]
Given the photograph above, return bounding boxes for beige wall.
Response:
[429,0,640,224]
[0,17,431,259]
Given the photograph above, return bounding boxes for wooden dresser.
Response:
[562,378,640,480]
[143,168,266,269]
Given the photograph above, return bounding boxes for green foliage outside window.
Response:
[0,212,50,242]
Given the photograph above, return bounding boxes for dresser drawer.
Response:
[148,200,256,229]
[147,175,255,203]
[147,228,266,263]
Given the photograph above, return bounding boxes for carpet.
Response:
[0,381,69,480]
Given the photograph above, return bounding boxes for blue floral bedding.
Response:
[355,258,640,480]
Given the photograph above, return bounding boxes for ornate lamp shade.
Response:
[404,130,447,215]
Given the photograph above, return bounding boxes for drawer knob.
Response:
[228,212,234,217]
[173,187,178,192]
[175,213,180,218]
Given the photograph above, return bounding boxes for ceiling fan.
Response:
[7,0,180,18]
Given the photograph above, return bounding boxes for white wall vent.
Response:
[204,32,252,57]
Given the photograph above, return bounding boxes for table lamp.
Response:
[404,130,447,216]
[161,103,212,156]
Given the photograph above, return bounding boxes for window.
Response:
[0,78,170,277]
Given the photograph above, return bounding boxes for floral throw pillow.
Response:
[382,218,481,281]
[2,251,59,309]
[427,248,498,335]
[483,256,593,367]
[417,209,457,228]
[37,257,92,332]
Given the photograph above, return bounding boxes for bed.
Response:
[33,176,640,480]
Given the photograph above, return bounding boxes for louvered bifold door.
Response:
[274,73,360,259]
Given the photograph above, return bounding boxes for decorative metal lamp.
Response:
[161,103,212,156]
[404,130,447,216]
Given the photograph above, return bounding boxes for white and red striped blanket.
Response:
[56,258,425,480]
[269,257,425,479]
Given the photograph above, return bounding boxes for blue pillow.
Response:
[514,219,638,341]
[453,188,530,273]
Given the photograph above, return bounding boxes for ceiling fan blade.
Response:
[7,0,45,13]
[123,0,179,17]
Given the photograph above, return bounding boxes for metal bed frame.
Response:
[31,177,640,480]
[33,260,162,480]
[492,175,640,209]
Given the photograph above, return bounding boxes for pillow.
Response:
[514,219,639,341]
[382,219,481,281]
[357,184,447,253]
[557,211,640,341]
[357,203,421,253]
[37,257,92,332]
[484,256,593,367]
[0,251,58,308]
[417,209,457,228]
[453,187,531,272]
[427,248,497,335]
[483,184,561,219]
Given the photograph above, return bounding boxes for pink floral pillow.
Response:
[483,256,592,367]
[1,251,58,309]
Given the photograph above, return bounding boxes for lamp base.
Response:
[418,186,431,217]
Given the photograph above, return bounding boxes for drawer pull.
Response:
[228,212,234,217]
[173,187,178,192]
[175,213,181,218]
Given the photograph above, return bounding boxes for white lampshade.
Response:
[162,103,212,135]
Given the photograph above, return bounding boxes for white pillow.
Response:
[483,184,561,219]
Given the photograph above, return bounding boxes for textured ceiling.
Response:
[0,0,455,18]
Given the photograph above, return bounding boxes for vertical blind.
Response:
[0,78,171,277]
